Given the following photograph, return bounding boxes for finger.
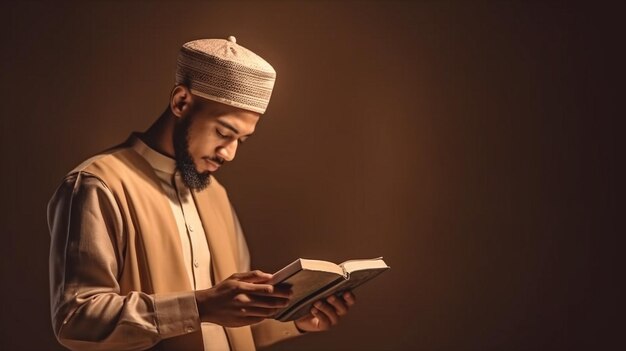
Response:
[231,270,273,283]
[234,294,291,309]
[326,295,348,316]
[314,301,339,326]
[238,282,293,298]
[235,306,281,318]
[343,291,356,307]
[309,315,321,329]
[311,307,330,328]
[273,284,294,297]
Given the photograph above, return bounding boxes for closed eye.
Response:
[216,129,230,139]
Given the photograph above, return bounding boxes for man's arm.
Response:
[228,204,358,347]
[48,172,201,351]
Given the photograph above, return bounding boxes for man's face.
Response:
[173,98,260,190]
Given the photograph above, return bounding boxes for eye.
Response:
[216,129,229,139]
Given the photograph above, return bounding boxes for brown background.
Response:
[0,1,621,350]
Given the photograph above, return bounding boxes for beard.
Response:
[173,114,211,191]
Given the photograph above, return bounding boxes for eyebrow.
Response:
[217,119,253,137]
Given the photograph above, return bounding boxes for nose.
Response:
[217,140,238,162]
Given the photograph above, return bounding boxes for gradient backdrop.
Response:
[0,1,620,350]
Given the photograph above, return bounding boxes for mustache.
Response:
[205,156,225,165]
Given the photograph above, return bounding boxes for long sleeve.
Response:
[48,172,201,351]
[230,206,304,348]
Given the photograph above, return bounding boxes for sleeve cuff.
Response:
[154,291,201,339]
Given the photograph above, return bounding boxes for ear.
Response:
[169,85,194,118]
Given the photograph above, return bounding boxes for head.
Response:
[170,36,275,190]
[170,85,261,190]
[170,36,276,189]
[170,85,260,191]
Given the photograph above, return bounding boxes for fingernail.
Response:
[314,301,322,308]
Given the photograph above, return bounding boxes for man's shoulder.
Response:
[68,142,137,176]
[49,144,134,209]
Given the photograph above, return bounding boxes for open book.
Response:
[268,257,390,321]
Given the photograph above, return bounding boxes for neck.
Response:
[141,108,176,158]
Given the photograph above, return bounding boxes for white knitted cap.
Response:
[175,36,276,114]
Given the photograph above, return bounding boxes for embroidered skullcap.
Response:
[175,36,276,114]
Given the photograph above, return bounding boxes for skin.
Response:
[141,85,356,332]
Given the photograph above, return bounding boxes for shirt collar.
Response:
[128,133,177,175]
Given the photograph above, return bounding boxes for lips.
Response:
[203,157,222,171]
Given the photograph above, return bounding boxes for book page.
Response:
[341,257,388,273]
[301,259,344,276]
[269,258,344,285]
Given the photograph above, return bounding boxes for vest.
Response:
[77,144,256,350]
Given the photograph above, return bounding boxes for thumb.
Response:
[231,270,273,283]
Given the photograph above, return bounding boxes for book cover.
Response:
[268,257,390,321]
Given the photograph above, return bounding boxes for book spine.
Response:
[341,265,349,279]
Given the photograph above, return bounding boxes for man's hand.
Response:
[294,291,356,332]
[195,270,292,327]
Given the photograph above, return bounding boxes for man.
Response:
[48,36,356,350]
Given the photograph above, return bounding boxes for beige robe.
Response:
[48,138,301,350]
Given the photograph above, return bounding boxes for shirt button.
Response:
[193,260,199,268]
[188,225,194,232]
